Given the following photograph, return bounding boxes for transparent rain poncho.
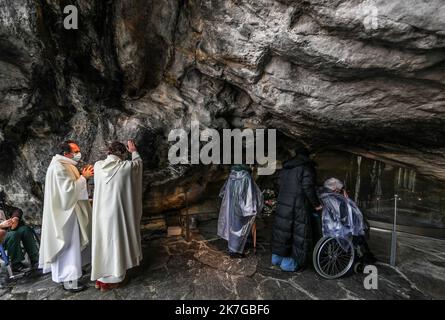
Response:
[217,168,263,254]
[319,190,366,242]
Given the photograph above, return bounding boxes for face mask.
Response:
[72,152,82,162]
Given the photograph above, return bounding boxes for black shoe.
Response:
[11,262,27,273]
[229,252,246,259]
[62,283,87,293]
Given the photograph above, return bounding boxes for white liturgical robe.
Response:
[38,155,91,283]
[91,152,143,283]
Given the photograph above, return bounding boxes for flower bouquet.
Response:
[262,189,277,216]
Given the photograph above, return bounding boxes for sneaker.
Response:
[279,256,299,272]
[12,262,27,272]
[62,280,87,293]
[271,254,284,266]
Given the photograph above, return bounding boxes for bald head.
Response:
[59,140,81,159]
[68,143,80,153]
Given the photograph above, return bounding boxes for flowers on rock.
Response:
[262,189,277,216]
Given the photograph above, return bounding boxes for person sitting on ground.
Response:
[0,191,40,272]
[319,178,376,264]
[0,211,9,244]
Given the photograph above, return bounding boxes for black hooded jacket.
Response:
[271,154,321,267]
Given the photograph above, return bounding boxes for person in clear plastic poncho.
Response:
[218,165,263,258]
[319,178,366,240]
[319,178,376,264]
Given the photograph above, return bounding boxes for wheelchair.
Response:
[0,226,40,280]
[311,213,369,280]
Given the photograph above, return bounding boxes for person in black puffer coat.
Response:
[271,147,322,272]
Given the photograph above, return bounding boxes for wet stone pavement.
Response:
[1,218,444,300]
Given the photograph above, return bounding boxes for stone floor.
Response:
[1,217,444,300]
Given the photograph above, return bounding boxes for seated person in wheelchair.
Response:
[0,191,39,272]
[319,178,376,264]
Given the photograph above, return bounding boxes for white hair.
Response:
[324,177,344,191]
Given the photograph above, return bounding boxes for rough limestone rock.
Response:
[0,0,444,222]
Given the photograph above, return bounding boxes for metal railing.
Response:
[390,195,401,266]
[149,189,444,267]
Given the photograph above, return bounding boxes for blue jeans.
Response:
[271,254,299,272]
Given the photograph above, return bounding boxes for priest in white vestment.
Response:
[91,140,143,291]
[39,140,93,292]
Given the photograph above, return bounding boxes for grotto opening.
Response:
[0,0,445,300]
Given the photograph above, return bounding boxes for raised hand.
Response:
[82,165,94,179]
[0,219,13,229]
[127,140,137,153]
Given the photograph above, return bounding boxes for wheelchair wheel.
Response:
[353,262,364,274]
[313,237,355,280]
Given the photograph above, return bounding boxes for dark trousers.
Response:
[4,225,39,266]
